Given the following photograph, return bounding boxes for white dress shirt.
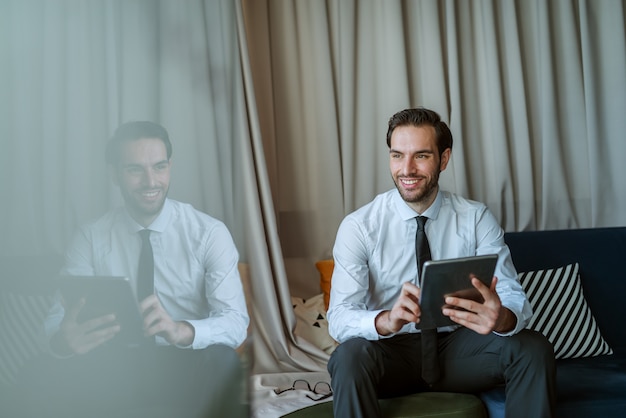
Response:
[46,198,249,349]
[327,189,532,343]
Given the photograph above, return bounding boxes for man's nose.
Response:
[142,169,158,187]
[402,157,415,174]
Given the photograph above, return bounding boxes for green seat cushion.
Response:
[282,392,487,418]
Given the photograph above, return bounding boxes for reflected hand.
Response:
[442,276,514,334]
[375,282,422,336]
[55,298,120,355]
[139,294,194,346]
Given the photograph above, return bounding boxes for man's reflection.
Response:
[26,121,249,417]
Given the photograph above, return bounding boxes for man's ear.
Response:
[108,165,119,186]
[439,148,451,172]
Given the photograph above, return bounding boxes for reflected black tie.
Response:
[416,216,440,385]
[137,229,154,301]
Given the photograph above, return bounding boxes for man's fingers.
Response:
[139,294,159,313]
[65,298,86,321]
[69,324,121,355]
[142,309,163,333]
[471,276,495,302]
[81,313,117,332]
[401,281,421,297]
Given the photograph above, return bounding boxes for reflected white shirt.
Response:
[47,198,249,349]
[327,189,532,343]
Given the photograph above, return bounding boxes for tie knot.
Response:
[139,229,151,241]
[416,216,428,230]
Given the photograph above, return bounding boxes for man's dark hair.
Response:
[386,108,453,156]
[106,121,172,165]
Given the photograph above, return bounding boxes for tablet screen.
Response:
[417,254,498,329]
[56,275,146,347]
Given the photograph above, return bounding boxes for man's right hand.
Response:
[52,298,120,356]
[375,282,422,336]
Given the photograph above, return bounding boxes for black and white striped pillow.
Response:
[519,263,612,359]
[0,293,53,386]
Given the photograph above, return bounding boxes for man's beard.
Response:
[393,171,440,204]
[123,187,168,222]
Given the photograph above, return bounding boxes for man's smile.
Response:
[399,177,423,188]
[138,189,162,202]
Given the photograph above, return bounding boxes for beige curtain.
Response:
[0,0,249,258]
[243,0,626,302]
[0,0,330,381]
[238,1,332,375]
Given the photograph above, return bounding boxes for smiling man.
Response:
[327,108,556,418]
[24,121,249,418]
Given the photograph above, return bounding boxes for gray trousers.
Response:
[328,328,556,418]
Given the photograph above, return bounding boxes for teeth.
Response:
[402,179,418,185]
[143,191,159,197]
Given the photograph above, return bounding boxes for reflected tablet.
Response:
[417,254,498,330]
[56,275,145,346]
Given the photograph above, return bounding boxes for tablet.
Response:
[417,254,498,330]
[56,275,146,346]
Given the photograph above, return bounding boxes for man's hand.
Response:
[53,298,120,356]
[139,294,195,346]
[375,282,422,336]
[442,276,516,334]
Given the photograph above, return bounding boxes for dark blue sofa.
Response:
[481,227,626,417]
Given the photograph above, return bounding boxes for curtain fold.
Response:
[244,0,626,306]
[238,0,330,375]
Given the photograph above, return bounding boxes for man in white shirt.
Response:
[24,121,249,418]
[327,108,555,418]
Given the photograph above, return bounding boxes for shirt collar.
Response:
[392,188,443,221]
[124,198,172,234]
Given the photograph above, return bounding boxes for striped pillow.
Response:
[0,293,53,386]
[519,263,613,359]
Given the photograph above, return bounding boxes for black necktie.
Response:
[137,229,154,301]
[416,216,440,385]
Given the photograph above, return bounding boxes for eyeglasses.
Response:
[273,379,333,401]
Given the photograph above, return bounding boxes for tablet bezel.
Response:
[55,275,146,346]
[417,254,498,330]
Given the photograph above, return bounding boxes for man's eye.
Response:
[126,167,142,175]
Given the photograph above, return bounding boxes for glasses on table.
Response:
[273,379,333,401]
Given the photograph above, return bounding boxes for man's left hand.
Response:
[139,294,195,346]
[442,276,516,334]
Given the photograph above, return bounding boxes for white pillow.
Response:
[292,294,338,355]
[519,263,613,359]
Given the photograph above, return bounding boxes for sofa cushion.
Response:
[519,263,612,359]
[480,354,626,418]
[554,354,626,417]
